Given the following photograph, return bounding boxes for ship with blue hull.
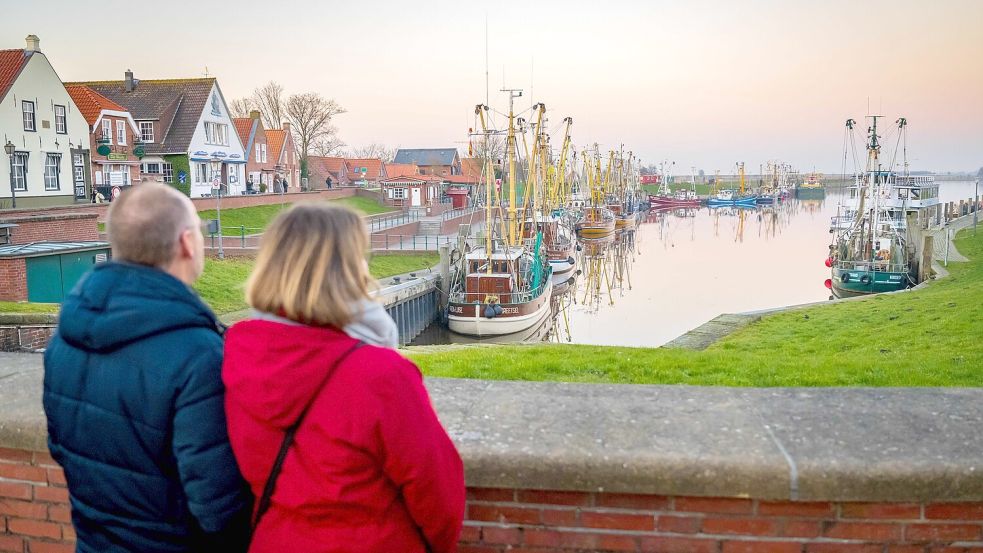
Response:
[707,189,758,207]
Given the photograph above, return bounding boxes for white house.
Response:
[1,35,90,208]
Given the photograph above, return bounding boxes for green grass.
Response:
[407,228,983,387]
[194,253,438,314]
[0,301,59,314]
[196,196,395,236]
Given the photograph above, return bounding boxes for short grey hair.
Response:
[106,184,196,268]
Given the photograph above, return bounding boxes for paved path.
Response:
[929,214,977,263]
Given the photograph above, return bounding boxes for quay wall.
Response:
[2,361,983,552]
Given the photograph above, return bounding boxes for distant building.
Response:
[380,174,442,208]
[265,123,299,192]
[233,111,275,193]
[65,85,141,199]
[70,71,247,198]
[344,158,387,187]
[307,156,349,189]
[0,35,90,207]
[392,148,461,177]
[384,162,419,178]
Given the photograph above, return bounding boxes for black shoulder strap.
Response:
[252,340,364,529]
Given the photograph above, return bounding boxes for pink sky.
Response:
[3,0,981,172]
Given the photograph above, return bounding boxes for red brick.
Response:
[458,525,481,543]
[595,492,671,511]
[0,534,23,553]
[841,502,922,520]
[480,526,521,545]
[925,504,983,520]
[905,523,981,542]
[0,499,48,519]
[722,541,802,553]
[0,464,47,483]
[45,470,66,487]
[597,534,640,551]
[47,505,71,524]
[758,501,835,518]
[523,529,561,547]
[781,520,822,538]
[6,519,61,540]
[458,546,501,553]
[0,482,32,501]
[823,521,903,541]
[887,546,928,553]
[33,487,69,504]
[639,536,719,553]
[580,510,655,531]
[675,497,753,515]
[467,488,516,503]
[0,448,34,464]
[61,525,75,541]
[806,544,884,553]
[468,504,540,525]
[27,542,74,553]
[658,515,703,534]
[32,453,58,469]
[703,517,782,536]
[540,508,578,527]
[518,490,592,507]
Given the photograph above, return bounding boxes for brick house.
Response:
[383,162,419,179]
[0,35,91,208]
[65,85,141,200]
[307,156,349,189]
[345,158,387,187]
[265,123,299,192]
[233,110,275,193]
[69,71,246,198]
[380,174,441,208]
[392,148,462,177]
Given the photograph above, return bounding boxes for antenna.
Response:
[485,14,489,107]
[530,57,534,109]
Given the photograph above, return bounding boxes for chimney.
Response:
[25,35,40,52]
[124,70,135,93]
[249,110,261,120]
[282,121,291,132]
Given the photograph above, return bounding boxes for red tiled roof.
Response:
[381,174,441,184]
[443,174,480,185]
[0,49,30,103]
[308,156,347,176]
[233,118,255,149]
[384,163,418,178]
[65,85,128,126]
[345,158,385,179]
[265,129,286,163]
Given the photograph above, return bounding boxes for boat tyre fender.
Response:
[841,273,850,283]
[484,305,497,319]
[483,295,500,319]
[860,274,871,285]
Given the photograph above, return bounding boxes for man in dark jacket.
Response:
[43,184,251,553]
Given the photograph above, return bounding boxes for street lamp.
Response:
[974,178,979,236]
[211,155,225,260]
[4,141,15,209]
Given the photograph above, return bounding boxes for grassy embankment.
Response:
[194,253,438,314]
[408,228,983,387]
[198,196,395,236]
[0,302,59,314]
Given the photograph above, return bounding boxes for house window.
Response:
[11,152,28,191]
[72,154,85,183]
[139,121,154,143]
[22,101,36,131]
[54,105,67,134]
[392,188,406,199]
[142,162,162,174]
[44,153,61,191]
[102,119,112,144]
[116,120,127,145]
[261,144,267,163]
[255,144,261,162]
[163,163,173,183]
[205,122,229,145]
[195,162,208,183]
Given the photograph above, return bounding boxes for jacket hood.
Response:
[57,262,221,353]
[223,320,362,428]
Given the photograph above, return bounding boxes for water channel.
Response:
[412,180,979,348]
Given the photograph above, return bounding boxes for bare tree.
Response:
[347,143,396,161]
[472,134,505,164]
[229,97,253,119]
[251,81,287,129]
[286,92,346,170]
[311,136,346,157]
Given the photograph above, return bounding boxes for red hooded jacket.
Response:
[222,319,465,553]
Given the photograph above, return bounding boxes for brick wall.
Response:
[461,488,983,552]
[0,260,27,302]
[0,214,99,245]
[3,446,983,553]
[0,325,56,352]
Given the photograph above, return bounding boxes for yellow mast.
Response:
[738,162,746,195]
[475,104,494,273]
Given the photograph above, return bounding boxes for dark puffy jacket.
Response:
[43,262,252,553]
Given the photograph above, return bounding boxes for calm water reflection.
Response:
[414,180,978,348]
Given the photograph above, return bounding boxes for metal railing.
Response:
[367,211,420,232]
[208,226,263,248]
[371,234,455,251]
[440,206,479,221]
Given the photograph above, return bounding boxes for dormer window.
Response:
[139,121,154,143]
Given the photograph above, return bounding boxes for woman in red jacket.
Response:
[222,203,465,553]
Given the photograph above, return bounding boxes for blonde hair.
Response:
[246,203,375,327]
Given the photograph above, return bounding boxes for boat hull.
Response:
[830,267,910,298]
[795,187,826,199]
[576,221,616,238]
[648,195,701,208]
[448,280,554,336]
[707,197,757,207]
[549,257,578,281]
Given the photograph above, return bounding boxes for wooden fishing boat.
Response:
[575,206,616,238]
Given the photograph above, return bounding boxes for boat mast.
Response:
[502,87,522,246]
[475,104,494,273]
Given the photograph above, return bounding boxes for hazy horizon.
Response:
[3,0,981,173]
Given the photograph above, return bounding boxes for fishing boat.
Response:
[706,188,757,207]
[575,148,618,238]
[447,96,554,336]
[796,172,826,198]
[828,116,916,298]
[576,206,616,237]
